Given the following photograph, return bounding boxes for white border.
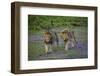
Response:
[20,6,95,70]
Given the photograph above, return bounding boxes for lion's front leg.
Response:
[65,40,70,51]
[44,44,49,54]
[48,44,52,52]
[44,44,52,55]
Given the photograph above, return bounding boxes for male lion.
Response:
[60,29,76,50]
[43,30,59,54]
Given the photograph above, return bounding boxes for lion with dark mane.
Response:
[43,30,59,54]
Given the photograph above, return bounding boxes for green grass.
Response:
[28,42,65,60]
[66,49,81,57]
[28,42,45,60]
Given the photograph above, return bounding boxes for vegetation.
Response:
[28,15,88,33]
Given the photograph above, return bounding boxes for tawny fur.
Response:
[60,29,76,50]
[43,31,53,54]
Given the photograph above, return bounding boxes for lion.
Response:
[60,29,76,50]
[43,30,59,54]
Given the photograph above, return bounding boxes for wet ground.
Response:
[28,35,88,60]
[35,42,88,60]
